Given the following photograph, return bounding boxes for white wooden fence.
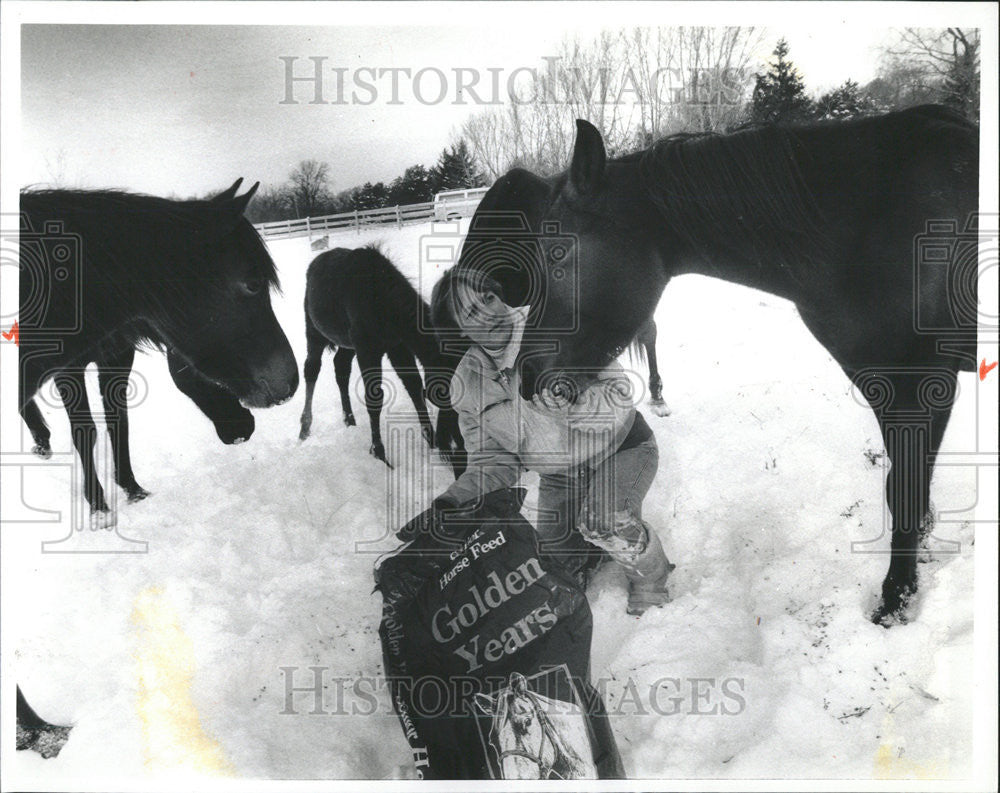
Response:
[254,201,436,240]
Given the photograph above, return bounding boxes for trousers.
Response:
[534,435,659,572]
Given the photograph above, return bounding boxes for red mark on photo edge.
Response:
[980,359,998,381]
[1,320,17,346]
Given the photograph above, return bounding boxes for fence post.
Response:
[354,209,360,235]
[306,215,312,242]
[395,205,402,229]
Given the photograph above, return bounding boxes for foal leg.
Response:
[638,318,670,417]
[97,348,150,503]
[355,344,390,467]
[333,347,357,427]
[866,367,958,625]
[298,323,327,441]
[20,399,52,458]
[55,369,112,523]
[386,343,434,447]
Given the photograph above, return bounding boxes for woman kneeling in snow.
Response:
[411,268,673,616]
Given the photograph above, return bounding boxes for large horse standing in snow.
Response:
[18,179,298,524]
[454,106,979,624]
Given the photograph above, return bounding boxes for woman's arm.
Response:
[439,403,522,507]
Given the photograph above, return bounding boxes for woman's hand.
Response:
[531,386,573,413]
[395,496,456,541]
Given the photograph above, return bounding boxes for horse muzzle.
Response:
[241,350,299,408]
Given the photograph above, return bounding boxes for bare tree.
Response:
[288,159,331,218]
[628,26,763,137]
[461,26,763,179]
[883,28,980,120]
[43,148,71,187]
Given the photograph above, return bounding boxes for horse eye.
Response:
[241,278,264,296]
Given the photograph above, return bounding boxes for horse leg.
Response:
[20,398,52,458]
[333,347,357,427]
[386,343,434,447]
[640,319,670,417]
[97,348,150,503]
[55,369,112,523]
[355,344,391,467]
[864,367,958,625]
[298,323,327,441]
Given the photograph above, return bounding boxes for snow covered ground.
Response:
[3,218,995,787]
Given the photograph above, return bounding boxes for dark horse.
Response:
[18,179,299,524]
[298,245,465,475]
[454,105,978,625]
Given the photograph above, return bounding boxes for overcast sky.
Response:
[20,23,898,197]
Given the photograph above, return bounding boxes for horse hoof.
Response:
[344,414,356,427]
[649,400,671,417]
[422,427,435,447]
[871,590,914,627]
[89,510,117,530]
[298,427,310,442]
[369,444,393,469]
[32,444,52,459]
[127,487,151,504]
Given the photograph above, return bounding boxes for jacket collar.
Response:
[484,304,529,374]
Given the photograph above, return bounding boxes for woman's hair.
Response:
[430,267,505,338]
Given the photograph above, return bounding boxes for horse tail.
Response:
[627,339,646,367]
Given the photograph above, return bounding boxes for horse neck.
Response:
[630,133,827,305]
[661,242,806,304]
[391,292,446,370]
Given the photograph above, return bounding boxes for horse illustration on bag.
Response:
[474,672,596,780]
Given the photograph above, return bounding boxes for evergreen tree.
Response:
[352,181,390,210]
[814,79,883,120]
[430,139,487,192]
[388,164,434,205]
[750,39,814,124]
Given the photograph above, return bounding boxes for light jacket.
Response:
[441,306,637,507]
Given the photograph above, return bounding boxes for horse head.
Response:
[154,179,298,408]
[475,673,552,779]
[456,123,665,402]
[474,672,596,780]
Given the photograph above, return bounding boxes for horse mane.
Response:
[636,123,830,269]
[358,243,443,366]
[20,188,279,288]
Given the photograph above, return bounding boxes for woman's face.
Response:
[453,285,514,350]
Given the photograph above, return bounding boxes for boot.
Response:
[623,524,675,616]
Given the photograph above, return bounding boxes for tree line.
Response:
[461,27,980,180]
[244,140,486,224]
[245,27,979,223]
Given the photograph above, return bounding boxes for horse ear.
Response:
[229,181,260,217]
[211,178,244,203]
[569,119,606,196]
[473,693,495,715]
[202,181,260,236]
